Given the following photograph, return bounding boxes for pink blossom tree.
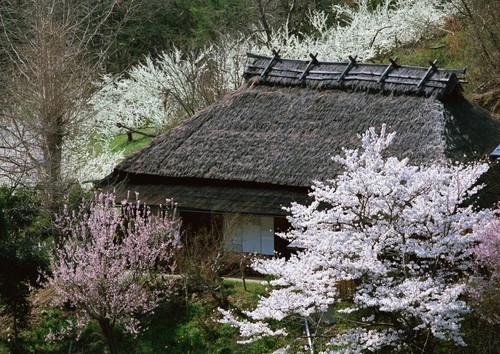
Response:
[220,126,492,353]
[47,192,180,354]
[470,214,500,325]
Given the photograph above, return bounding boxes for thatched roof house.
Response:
[104,53,500,255]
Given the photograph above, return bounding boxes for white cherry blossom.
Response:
[220,126,492,353]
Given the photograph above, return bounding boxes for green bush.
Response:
[0,186,50,353]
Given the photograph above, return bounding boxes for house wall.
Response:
[225,214,274,255]
[274,216,292,258]
[178,210,291,256]
[178,211,223,237]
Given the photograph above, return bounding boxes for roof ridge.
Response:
[244,52,466,99]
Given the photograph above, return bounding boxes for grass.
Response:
[224,278,268,309]
[109,128,157,156]
[0,278,284,354]
[4,276,498,353]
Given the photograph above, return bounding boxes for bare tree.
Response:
[450,0,499,101]
[0,0,134,213]
[177,216,232,307]
[252,0,329,45]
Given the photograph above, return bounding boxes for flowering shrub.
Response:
[89,35,256,138]
[470,214,500,325]
[220,126,491,353]
[47,192,180,353]
[61,136,124,188]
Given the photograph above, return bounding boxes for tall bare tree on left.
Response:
[0,0,133,214]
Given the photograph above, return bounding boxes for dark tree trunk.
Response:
[44,116,64,211]
[98,318,118,354]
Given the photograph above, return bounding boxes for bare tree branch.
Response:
[0,0,136,212]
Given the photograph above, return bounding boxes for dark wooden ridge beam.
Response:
[261,49,281,79]
[299,53,319,82]
[417,59,438,88]
[440,68,466,74]
[338,55,357,82]
[378,57,400,83]
[246,52,271,60]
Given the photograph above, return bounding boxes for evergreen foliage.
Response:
[0,187,49,353]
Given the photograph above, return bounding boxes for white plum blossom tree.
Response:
[260,0,455,62]
[61,137,124,188]
[220,126,492,353]
[90,0,456,136]
[47,192,180,354]
[89,70,174,139]
[89,35,256,138]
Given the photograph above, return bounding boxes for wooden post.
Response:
[261,49,281,79]
[116,122,156,142]
[240,254,249,291]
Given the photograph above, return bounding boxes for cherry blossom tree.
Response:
[47,192,180,354]
[220,126,492,353]
[469,214,500,325]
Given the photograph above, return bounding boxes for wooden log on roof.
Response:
[378,57,400,83]
[248,63,465,79]
[417,59,438,88]
[247,52,271,60]
[255,68,455,85]
[261,49,281,79]
[299,53,319,82]
[438,68,466,74]
[338,55,357,82]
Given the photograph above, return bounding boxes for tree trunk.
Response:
[98,318,118,354]
[43,118,64,214]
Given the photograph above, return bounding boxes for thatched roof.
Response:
[112,181,308,216]
[106,54,500,214]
